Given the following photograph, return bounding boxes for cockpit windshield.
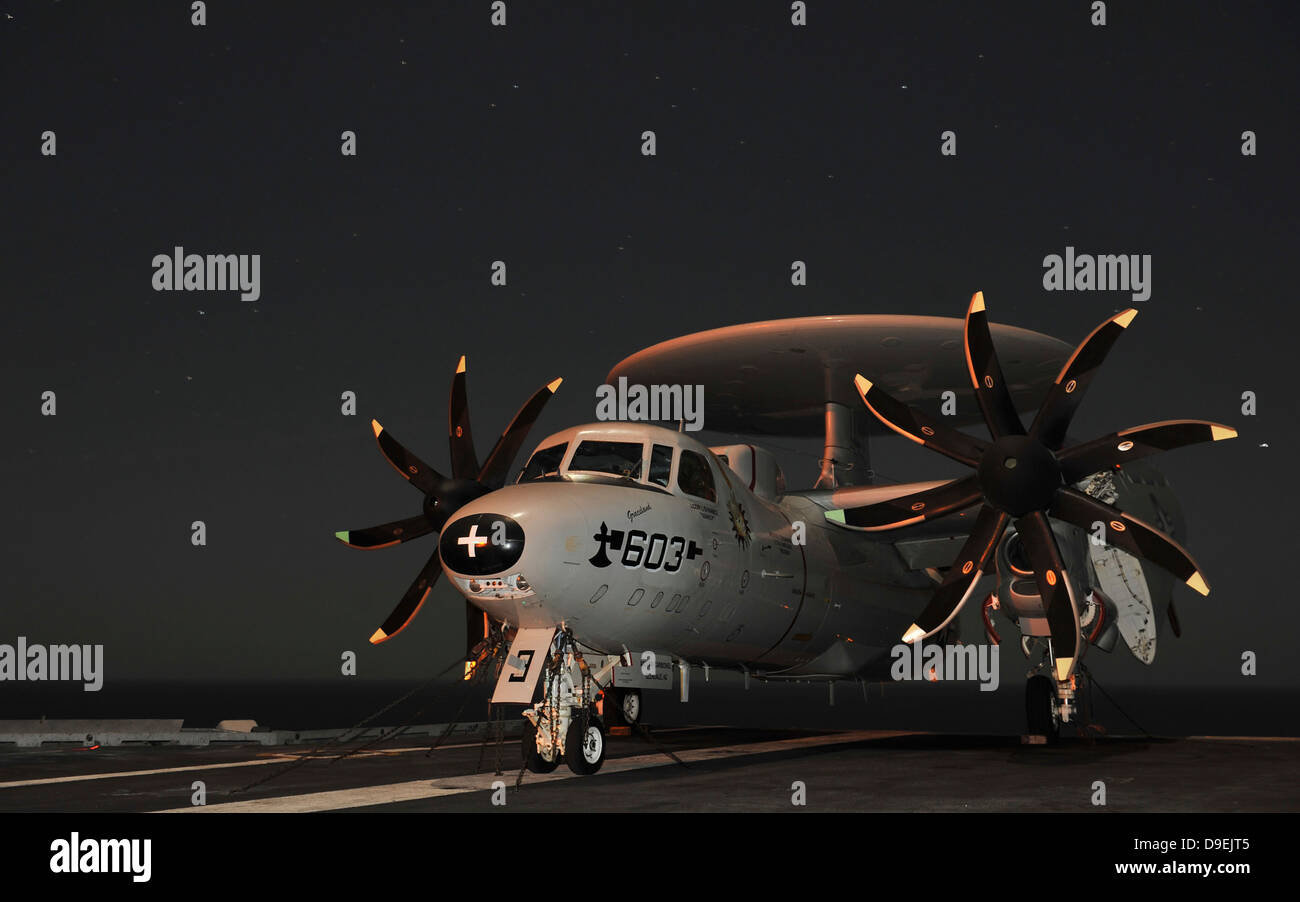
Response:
[568,440,643,480]
[518,442,568,481]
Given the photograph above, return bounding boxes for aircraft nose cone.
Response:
[439,512,525,575]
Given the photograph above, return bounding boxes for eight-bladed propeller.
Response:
[336,357,562,645]
[827,292,1236,682]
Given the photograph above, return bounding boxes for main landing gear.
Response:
[1025,674,1061,743]
[1022,637,1083,743]
[611,688,642,727]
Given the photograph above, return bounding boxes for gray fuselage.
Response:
[438,423,933,679]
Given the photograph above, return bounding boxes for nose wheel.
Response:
[565,717,606,775]
[521,719,559,773]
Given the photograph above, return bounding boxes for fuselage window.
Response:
[518,442,567,481]
[677,450,716,502]
[569,440,643,480]
[649,444,674,487]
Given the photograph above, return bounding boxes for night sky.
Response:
[2,1,1296,705]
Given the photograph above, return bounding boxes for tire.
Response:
[564,715,606,775]
[1025,674,1061,743]
[615,689,642,726]
[522,719,559,773]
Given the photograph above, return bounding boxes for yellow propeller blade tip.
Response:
[969,291,985,313]
[370,419,383,437]
[1054,656,1074,682]
[1210,425,1237,441]
[456,355,467,374]
[854,374,873,395]
[1115,308,1138,328]
[369,628,388,645]
[902,624,926,644]
[547,377,563,392]
[1186,572,1210,596]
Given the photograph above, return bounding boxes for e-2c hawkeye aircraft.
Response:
[336,293,1236,775]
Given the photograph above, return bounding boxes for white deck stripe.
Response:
[18,730,1288,795]
[158,730,896,813]
[0,740,488,790]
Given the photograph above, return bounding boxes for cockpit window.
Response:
[518,442,568,482]
[649,444,674,487]
[569,440,643,480]
[677,450,716,501]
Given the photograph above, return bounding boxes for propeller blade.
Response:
[1049,487,1210,595]
[1167,598,1182,638]
[964,291,1025,439]
[335,514,435,550]
[1012,512,1081,681]
[854,375,988,468]
[826,475,982,531]
[448,356,481,480]
[369,551,442,645]
[1058,419,1238,484]
[371,419,447,497]
[1029,309,1137,449]
[476,377,563,488]
[901,504,1008,642]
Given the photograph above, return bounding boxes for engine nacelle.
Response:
[993,520,1091,638]
[993,459,1185,662]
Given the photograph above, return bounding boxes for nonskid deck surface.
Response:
[2,727,1297,813]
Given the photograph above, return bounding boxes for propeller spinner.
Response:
[827,292,1236,682]
[336,357,562,645]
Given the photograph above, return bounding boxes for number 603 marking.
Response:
[621,530,685,573]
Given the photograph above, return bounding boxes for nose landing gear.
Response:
[521,629,610,775]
